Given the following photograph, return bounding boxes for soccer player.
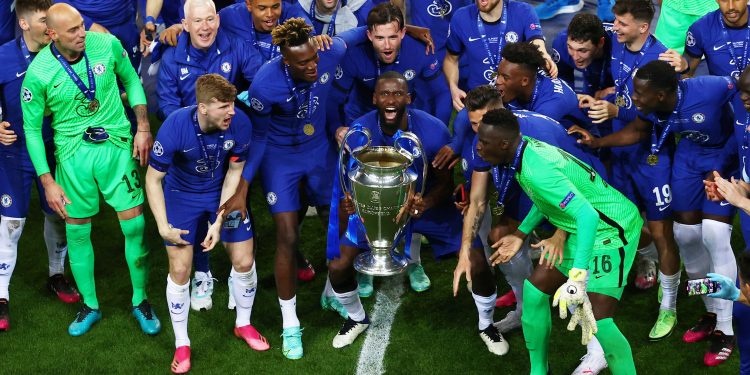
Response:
[0,0,81,332]
[21,3,160,336]
[574,0,683,345]
[654,0,717,55]
[578,60,740,366]
[329,71,466,349]
[390,0,471,62]
[496,41,596,136]
[550,13,614,99]
[333,3,451,138]
[231,18,346,359]
[146,74,268,374]
[443,0,555,112]
[299,0,358,36]
[481,108,641,375]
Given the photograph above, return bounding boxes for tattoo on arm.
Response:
[469,205,485,240]
[134,105,149,130]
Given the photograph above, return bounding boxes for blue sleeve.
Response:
[230,112,252,162]
[240,86,273,183]
[337,26,368,46]
[239,43,263,83]
[684,20,705,58]
[551,34,575,88]
[284,2,315,30]
[449,109,471,153]
[421,56,451,124]
[149,117,179,171]
[519,3,544,41]
[445,15,464,55]
[156,51,183,120]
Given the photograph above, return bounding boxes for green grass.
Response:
[3,179,743,374]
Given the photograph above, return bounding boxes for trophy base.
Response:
[354,251,408,276]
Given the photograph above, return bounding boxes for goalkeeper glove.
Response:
[552,268,588,319]
[566,298,598,345]
[707,272,740,301]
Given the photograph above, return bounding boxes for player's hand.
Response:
[587,100,617,124]
[533,230,566,270]
[594,87,615,100]
[201,212,223,251]
[160,224,190,246]
[42,176,71,219]
[703,171,723,201]
[658,49,687,73]
[219,189,248,221]
[452,252,472,297]
[450,87,467,112]
[408,193,427,218]
[552,268,588,319]
[311,35,333,51]
[707,272,741,301]
[567,298,598,345]
[140,22,157,56]
[341,193,356,216]
[405,25,434,55]
[577,94,596,109]
[567,126,599,148]
[159,24,183,46]
[543,55,558,78]
[453,184,469,214]
[0,121,17,146]
[433,145,458,170]
[89,22,110,34]
[335,126,349,146]
[489,233,524,266]
[237,90,251,107]
[133,130,153,167]
[715,174,750,207]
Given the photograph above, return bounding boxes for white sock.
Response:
[674,223,712,312]
[333,288,366,322]
[586,335,604,355]
[637,242,658,263]
[323,274,335,298]
[702,219,736,335]
[472,291,496,330]
[166,275,191,348]
[231,264,257,327]
[0,216,24,300]
[409,233,422,264]
[279,296,300,329]
[496,240,532,314]
[658,271,680,312]
[43,213,67,276]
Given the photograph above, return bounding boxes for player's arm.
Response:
[452,169,489,295]
[156,52,182,119]
[219,159,246,214]
[572,115,651,149]
[443,51,465,111]
[424,68,452,124]
[531,38,557,78]
[145,166,190,246]
[412,161,453,216]
[678,55,702,78]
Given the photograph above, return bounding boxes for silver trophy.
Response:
[339,127,427,276]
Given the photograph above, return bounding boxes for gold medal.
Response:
[647,154,658,166]
[492,203,505,217]
[615,95,626,107]
[88,99,99,113]
[303,123,315,136]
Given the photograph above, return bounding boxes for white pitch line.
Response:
[355,273,405,375]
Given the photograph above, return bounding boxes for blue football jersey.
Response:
[0,0,14,45]
[685,8,750,79]
[56,0,137,28]
[409,0,472,50]
[551,23,615,96]
[149,106,252,193]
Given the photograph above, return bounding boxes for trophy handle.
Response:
[394,131,428,197]
[338,126,371,196]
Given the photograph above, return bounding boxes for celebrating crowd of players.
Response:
[4,0,750,373]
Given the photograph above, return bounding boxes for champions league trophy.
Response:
[339,127,427,276]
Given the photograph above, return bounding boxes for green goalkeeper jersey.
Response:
[516,137,642,270]
[21,32,147,176]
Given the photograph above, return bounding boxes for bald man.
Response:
[21,3,160,337]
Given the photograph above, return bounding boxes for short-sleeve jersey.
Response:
[551,24,615,96]
[685,8,750,78]
[409,0,472,50]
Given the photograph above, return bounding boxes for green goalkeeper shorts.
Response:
[554,232,640,300]
[56,140,144,218]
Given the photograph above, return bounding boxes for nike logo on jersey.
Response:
[53,82,62,88]
[286,96,295,102]
[15,71,25,78]
[183,147,196,153]
[720,201,731,206]
[179,74,190,81]
[658,205,670,212]
[714,44,727,51]
[468,36,483,42]
[363,77,375,81]
[595,274,605,279]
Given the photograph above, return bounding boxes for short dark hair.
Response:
[481,108,519,138]
[465,85,502,112]
[272,18,313,48]
[739,252,750,287]
[15,0,52,18]
[196,73,237,104]
[567,13,607,45]
[612,0,655,24]
[366,3,404,31]
[500,42,546,74]
[376,70,407,86]
[634,60,678,93]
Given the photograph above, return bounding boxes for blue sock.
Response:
[192,248,210,273]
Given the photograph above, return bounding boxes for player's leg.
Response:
[522,263,568,375]
[166,244,193,374]
[329,242,370,348]
[588,292,636,375]
[190,245,215,311]
[735,213,750,375]
[467,243,508,355]
[633,226,658,290]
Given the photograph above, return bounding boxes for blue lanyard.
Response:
[310,0,338,37]
[375,51,401,76]
[282,63,317,126]
[616,35,654,96]
[527,74,541,109]
[18,36,33,67]
[50,42,96,102]
[476,0,508,69]
[491,137,525,209]
[650,84,683,155]
[719,11,750,73]
[248,14,279,60]
[377,111,411,142]
[192,109,225,180]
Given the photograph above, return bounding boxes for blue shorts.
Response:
[0,151,55,218]
[610,152,672,221]
[164,189,253,246]
[339,199,462,258]
[106,20,141,69]
[260,141,335,214]
[672,144,737,217]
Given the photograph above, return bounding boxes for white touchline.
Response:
[355,273,405,375]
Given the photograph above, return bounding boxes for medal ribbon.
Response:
[282,63,317,134]
[192,109,225,180]
[248,14,279,60]
[50,42,96,102]
[476,0,508,69]
[310,0,338,37]
[719,11,750,73]
[650,84,683,156]
[616,35,654,100]
[19,36,33,67]
[491,137,526,210]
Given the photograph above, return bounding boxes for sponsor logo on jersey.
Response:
[93,63,106,75]
[250,97,264,111]
[529,23,540,30]
[0,194,11,208]
[404,69,415,81]
[223,139,235,150]
[266,192,277,205]
[152,141,164,156]
[505,32,518,43]
[221,62,232,73]
[692,113,705,124]
[21,87,32,102]
[559,191,575,209]
[319,72,330,84]
[180,67,189,76]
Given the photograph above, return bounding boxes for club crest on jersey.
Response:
[505,32,518,43]
[404,69,415,81]
[0,194,11,208]
[152,141,164,156]
[221,62,232,73]
[483,69,495,83]
[21,87,32,102]
[266,192,277,205]
[559,191,575,209]
[335,65,344,80]
[93,63,105,76]
[461,158,468,172]
[250,97,264,111]
[686,31,695,47]
[319,72,330,84]
[427,0,451,17]
[692,113,705,124]
[223,139,235,150]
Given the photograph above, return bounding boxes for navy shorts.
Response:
[0,151,54,218]
[164,189,253,246]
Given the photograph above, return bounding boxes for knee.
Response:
[275,228,299,250]
[233,257,253,273]
[469,250,489,276]
[328,257,353,279]
[170,266,191,284]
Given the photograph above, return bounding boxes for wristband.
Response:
[144,15,156,25]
